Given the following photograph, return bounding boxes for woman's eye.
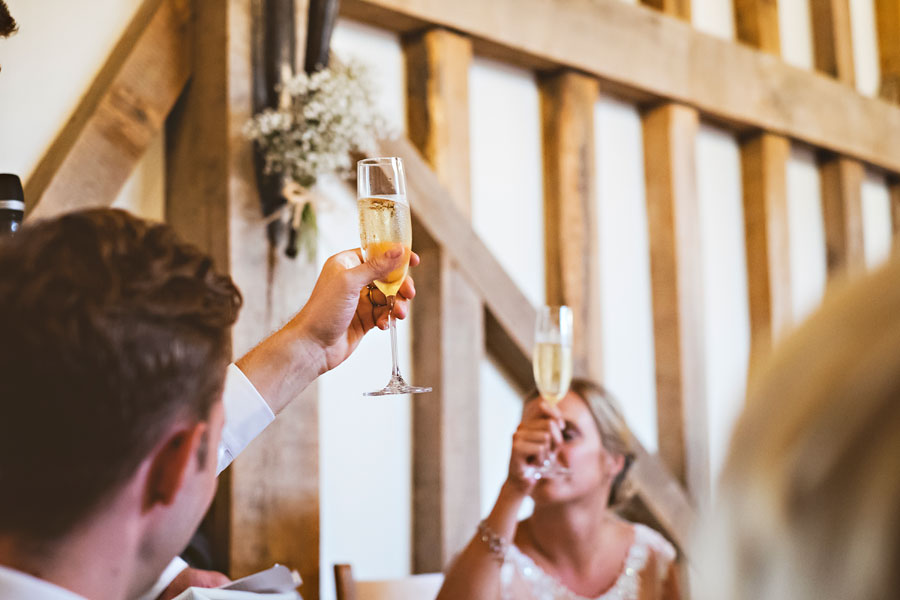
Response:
[562,426,576,441]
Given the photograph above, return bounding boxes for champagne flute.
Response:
[357,157,432,396]
[532,305,573,478]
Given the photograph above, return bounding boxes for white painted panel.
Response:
[111,133,165,222]
[862,170,893,268]
[318,20,410,600]
[695,125,750,487]
[787,146,827,323]
[0,0,146,179]
[692,0,735,39]
[779,0,815,69]
[479,356,533,521]
[331,19,407,134]
[469,57,546,306]
[594,95,658,452]
[849,0,881,97]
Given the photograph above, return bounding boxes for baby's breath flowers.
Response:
[244,60,390,257]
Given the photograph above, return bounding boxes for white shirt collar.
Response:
[0,564,86,599]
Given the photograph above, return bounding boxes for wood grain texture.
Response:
[741,133,792,352]
[810,0,856,85]
[539,71,599,378]
[405,26,483,572]
[341,0,900,174]
[820,156,866,277]
[166,1,320,597]
[876,0,900,103]
[733,0,792,352]
[733,0,781,54]
[25,0,190,220]
[642,103,710,503]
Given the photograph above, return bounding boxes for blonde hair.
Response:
[528,379,637,506]
[705,256,900,600]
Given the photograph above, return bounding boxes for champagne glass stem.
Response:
[388,296,402,380]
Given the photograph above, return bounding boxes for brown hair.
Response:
[0,0,17,38]
[706,255,900,600]
[0,209,241,540]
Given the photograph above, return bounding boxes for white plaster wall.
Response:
[694,125,750,487]
[691,0,735,39]
[849,0,881,97]
[594,95,658,453]
[469,56,545,525]
[779,0,815,69]
[0,0,164,217]
[861,170,893,269]
[787,146,828,323]
[318,20,411,600]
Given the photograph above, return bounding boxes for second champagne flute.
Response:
[532,305,574,478]
[357,157,431,396]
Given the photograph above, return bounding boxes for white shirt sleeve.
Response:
[216,363,276,475]
[136,364,275,600]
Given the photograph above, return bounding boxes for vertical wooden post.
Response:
[641,103,709,503]
[639,0,709,506]
[539,71,599,379]
[811,0,867,278]
[403,28,484,572]
[166,1,320,598]
[733,0,792,353]
[875,0,900,244]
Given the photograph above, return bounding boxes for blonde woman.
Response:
[438,380,680,600]
[702,256,900,600]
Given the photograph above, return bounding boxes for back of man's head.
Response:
[0,209,241,542]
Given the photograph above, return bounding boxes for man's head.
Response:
[0,1,17,38]
[0,209,240,574]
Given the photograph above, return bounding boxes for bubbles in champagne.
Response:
[532,342,573,405]
[358,195,412,297]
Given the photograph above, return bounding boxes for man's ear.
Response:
[144,421,209,510]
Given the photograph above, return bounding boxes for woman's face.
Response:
[528,390,624,506]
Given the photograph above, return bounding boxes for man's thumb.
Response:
[348,245,405,287]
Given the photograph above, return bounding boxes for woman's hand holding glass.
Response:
[507,400,566,494]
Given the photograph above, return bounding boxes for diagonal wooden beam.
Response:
[25,0,191,220]
[378,136,696,553]
[343,0,900,175]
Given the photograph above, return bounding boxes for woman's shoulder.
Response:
[631,522,677,567]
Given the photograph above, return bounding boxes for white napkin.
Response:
[173,564,302,600]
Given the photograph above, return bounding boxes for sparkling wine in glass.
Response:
[358,157,431,396]
[532,305,573,478]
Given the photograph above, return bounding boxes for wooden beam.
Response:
[640,0,690,21]
[403,28,483,572]
[810,0,856,85]
[820,156,866,276]
[876,0,900,103]
[341,0,900,175]
[642,104,710,502]
[741,133,792,351]
[539,71,599,378]
[25,0,190,220]
[875,1,900,245]
[811,0,866,279]
[733,0,781,55]
[165,1,320,598]
[379,136,695,551]
[733,0,792,354]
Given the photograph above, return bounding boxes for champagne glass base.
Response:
[364,375,432,396]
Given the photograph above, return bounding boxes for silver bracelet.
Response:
[477,519,510,562]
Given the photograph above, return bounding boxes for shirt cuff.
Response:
[136,557,188,600]
[217,363,276,475]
